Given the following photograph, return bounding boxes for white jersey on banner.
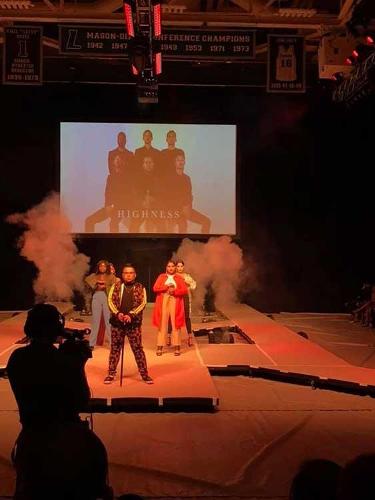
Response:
[276,44,297,82]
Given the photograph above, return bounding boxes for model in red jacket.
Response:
[153,260,188,356]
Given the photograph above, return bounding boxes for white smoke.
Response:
[175,236,250,310]
[7,192,90,302]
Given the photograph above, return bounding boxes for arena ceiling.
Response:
[0,0,374,86]
[0,0,372,30]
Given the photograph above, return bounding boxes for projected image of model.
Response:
[60,123,236,236]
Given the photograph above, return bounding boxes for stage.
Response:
[1,303,375,498]
[3,303,375,410]
[84,305,219,412]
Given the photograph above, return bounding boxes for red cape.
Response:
[152,273,188,329]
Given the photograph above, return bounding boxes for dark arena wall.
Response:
[0,82,373,312]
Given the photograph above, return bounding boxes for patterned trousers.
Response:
[108,326,149,378]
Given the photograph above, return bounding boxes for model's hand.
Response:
[118,312,125,322]
[123,314,132,323]
[168,286,176,295]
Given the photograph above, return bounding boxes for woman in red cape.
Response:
[153,260,188,356]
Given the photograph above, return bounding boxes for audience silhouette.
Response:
[7,304,112,500]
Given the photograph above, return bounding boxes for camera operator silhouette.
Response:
[6,303,112,500]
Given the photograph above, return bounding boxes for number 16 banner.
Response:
[267,34,305,93]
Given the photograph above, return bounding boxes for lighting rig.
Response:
[123,0,162,104]
[332,35,375,106]
[331,0,375,106]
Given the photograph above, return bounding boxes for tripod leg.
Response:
[119,332,125,387]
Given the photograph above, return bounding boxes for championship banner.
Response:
[160,29,255,60]
[59,25,255,61]
[2,26,43,85]
[267,34,305,93]
[59,26,130,56]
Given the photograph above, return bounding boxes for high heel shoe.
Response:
[174,346,181,356]
[156,346,163,356]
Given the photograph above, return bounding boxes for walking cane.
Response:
[119,333,125,387]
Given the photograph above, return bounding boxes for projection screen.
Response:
[60,122,236,236]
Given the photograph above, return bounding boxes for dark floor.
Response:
[273,312,375,368]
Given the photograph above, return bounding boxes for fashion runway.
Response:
[0,304,219,411]
[2,303,375,498]
[84,304,219,407]
[2,303,375,409]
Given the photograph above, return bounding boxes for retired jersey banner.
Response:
[3,26,43,85]
[267,34,305,93]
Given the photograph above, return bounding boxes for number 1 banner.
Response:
[267,34,305,93]
[2,26,43,85]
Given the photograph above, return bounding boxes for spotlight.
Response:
[352,49,359,59]
[123,0,135,37]
[154,50,162,75]
[151,1,162,75]
[152,1,162,37]
[123,0,163,103]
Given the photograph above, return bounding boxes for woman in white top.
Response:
[176,259,196,347]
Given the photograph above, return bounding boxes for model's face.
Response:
[109,264,115,274]
[176,263,184,273]
[166,132,176,146]
[166,262,176,274]
[143,157,154,172]
[143,131,152,145]
[98,262,107,273]
[118,133,126,147]
[122,267,136,283]
[175,155,185,175]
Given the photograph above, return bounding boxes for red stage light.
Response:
[366,35,374,45]
[345,57,353,65]
[352,49,359,58]
[131,64,139,76]
[153,3,162,37]
[123,2,135,37]
[155,52,162,75]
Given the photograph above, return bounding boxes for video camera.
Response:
[62,327,91,342]
[58,327,92,360]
